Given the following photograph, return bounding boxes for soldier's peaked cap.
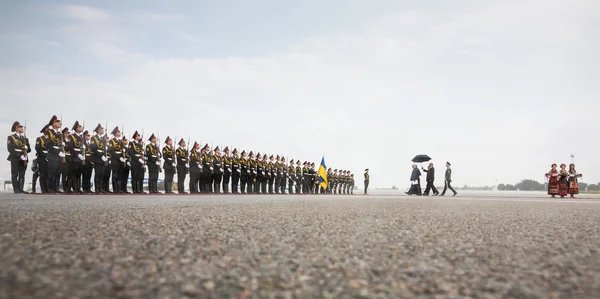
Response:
[40,125,50,134]
[178,138,185,145]
[446,161,451,166]
[269,155,274,159]
[94,123,103,133]
[62,127,70,134]
[334,169,337,171]
[240,150,246,155]
[276,155,280,159]
[48,115,60,126]
[83,130,90,136]
[111,126,120,135]
[72,121,81,131]
[164,136,172,143]
[224,146,229,152]
[249,151,254,155]
[132,131,140,139]
[193,141,199,148]
[203,143,209,149]
[290,159,294,163]
[148,133,156,141]
[214,146,220,151]
[365,168,369,171]
[257,152,262,157]
[11,121,22,132]
[233,148,238,153]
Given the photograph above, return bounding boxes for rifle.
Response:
[81,121,86,166]
[186,136,190,174]
[140,128,146,170]
[58,113,66,163]
[121,124,126,166]
[22,118,28,165]
[157,132,162,173]
[104,121,109,166]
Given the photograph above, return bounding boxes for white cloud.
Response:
[1,0,599,188]
[62,4,113,22]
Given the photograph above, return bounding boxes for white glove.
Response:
[247,170,250,173]
[220,168,224,172]
[59,152,66,158]
[186,164,190,168]
[120,157,126,163]
[20,155,27,161]
[78,154,85,161]
[210,167,214,170]
[156,161,160,166]
[101,156,107,162]
[138,158,144,164]
[228,168,232,172]
[127,162,131,167]
[172,163,176,167]
[237,169,241,173]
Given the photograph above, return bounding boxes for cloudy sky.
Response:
[1,0,598,189]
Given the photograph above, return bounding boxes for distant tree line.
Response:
[498,179,599,191]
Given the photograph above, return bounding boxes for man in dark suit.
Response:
[7,121,30,193]
[422,163,439,196]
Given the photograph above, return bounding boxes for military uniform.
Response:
[278,157,287,194]
[146,134,161,194]
[46,116,66,194]
[288,160,296,194]
[82,131,94,193]
[66,121,85,194]
[364,169,369,195]
[189,142,201,194]
[6,121,30,193]
[101,135,112,193]
[201,144,212,193]
[222,147,232,194]
[440,162,457,196]
[162,137,176,194]
[326,168,332,194]
[267,155,276,194]
[120,137,131,194]
[255,153,265,194]
[175,139,189,194]
[35,126,50,193]
[108,127,125,194]
[309,163,317,194]
[231,149,241,194]
[240,151,250,194]
[248,152,257,194]
[128,131,147,194]
[295,162,302,194]
[212,146,224,193]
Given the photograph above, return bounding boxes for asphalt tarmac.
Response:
[1,193,599,298]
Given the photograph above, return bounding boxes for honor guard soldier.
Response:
[107,126,125,194]
[364,169,370,195]
[200,144,212,193]
[326,168,333,194]
[350,174,355,194]
[162,136,176,194]
[310,162,317,194]
[146,134,161,194]
[90,124,107,193]
[255,153,264,194]
[66,121,85,194]
[302,162,310,194]
[262,154,270,194]
[288,159,296,194]
[31,155,39,193]
[239,150,250,194]
[212,146,224,193]
[82,130,93,193]
[101,134,111,193]
[279,156,287,194]
[46,116,66,194]
[231,148,241,194]
[35,125,50,193]
[189,142,201,194]
[175,138,189,194]
[59,128,71,193]
[268,155,276,194]
[332,169,338,194]
[7,121,30,193]
[222,147,232,194]
[248,151,257,194]
[128,131,146,194]
[120,136,131,194]
[295,160,302,194]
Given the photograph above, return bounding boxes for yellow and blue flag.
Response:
[318,156,328,189]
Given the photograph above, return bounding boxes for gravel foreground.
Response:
[1,194,599,299]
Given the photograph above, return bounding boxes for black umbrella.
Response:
[412,154,431,163]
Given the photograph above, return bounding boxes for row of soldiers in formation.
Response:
[7,117,356,195]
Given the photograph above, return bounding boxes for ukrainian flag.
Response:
[318,156,328,189]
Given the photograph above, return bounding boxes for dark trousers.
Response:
[189,171,200,193]
[93,163,105,193]
[120,166,130,193]
[82,163,93,192]
[268,177,275,194]
[177,166,187,194]
[148,164,159,193]
[38,158,49,193]
[240,175,248,194]
[200,171,211,193]
[247,176,254,194]
[48,160,62,193]
[131,165,145,194]
[164,169,175,193]
[231,173,240,193]
[222,172,231,193]
[213,173,223,193]
[424,181,438,195]
[254,177,261,194]
[10,160,26,193]
[32,171,39,193]
[260,177,268,194]
[69,162,83,193]
[441,180,456,195]
[279,176,286,194]
[102,164,111,193]
[59,162,69,192]
[364,180,369,194]
[111,164,122,194]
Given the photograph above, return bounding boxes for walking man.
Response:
[440,161,457,196]
[364,168,369,195]
[422,163,439,196]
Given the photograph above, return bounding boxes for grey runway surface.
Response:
[1,193,599,298]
